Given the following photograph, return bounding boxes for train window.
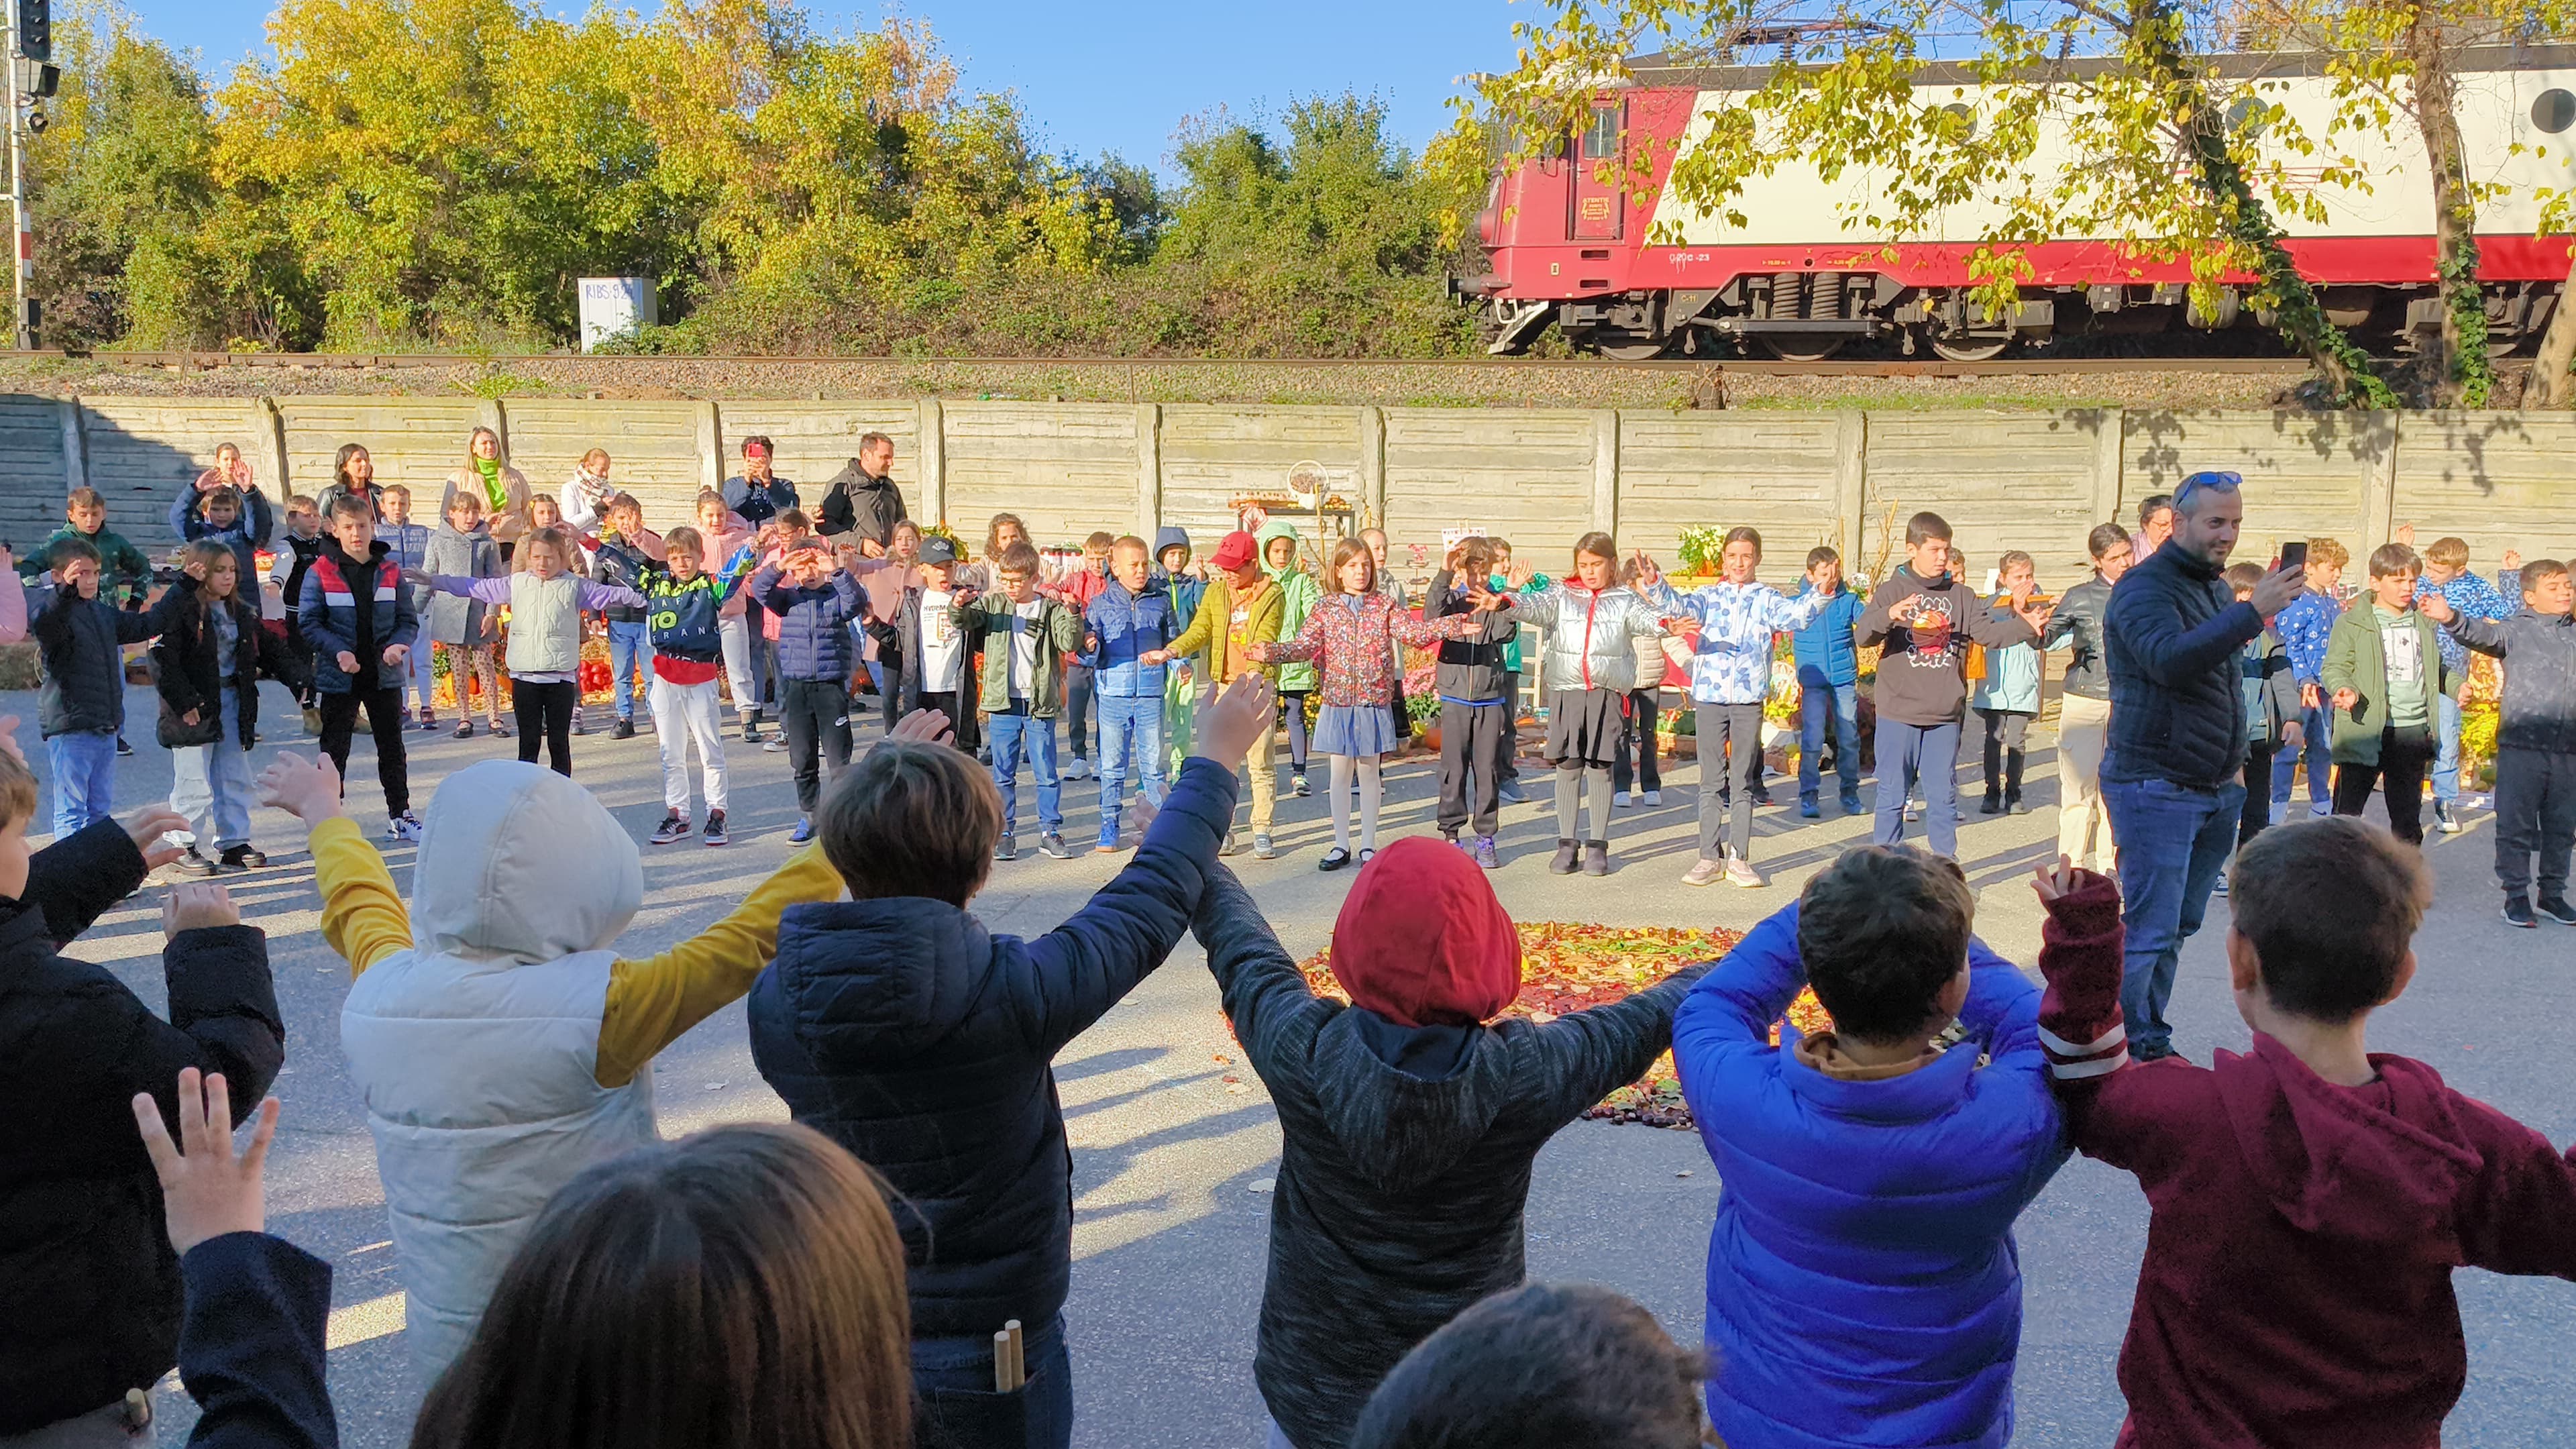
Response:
[2536,89,2576,135]
[1581,106,1621,160]
[1940,103,1977,140]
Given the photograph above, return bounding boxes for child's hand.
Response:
[1507,558,1536,589]
[2282,721,2303,751]
[2503,549,2523,572]
[0,714,23,767]
[124,808,192,869]
[131,1068,277,1256]
[2300,682,2320,710]
[382,643,409,667]
[2332,687,2359,712]
[1139,649,1171,666]
[2418,592,2455,624]
[2030,854,2081,905]
[1191,672,1277,765]
[400,568,432,588]
[2394,522,2416,547]
[889,709,955,745]
[163,881,242,936]
[256,752,346,824]
[335,651,360,674]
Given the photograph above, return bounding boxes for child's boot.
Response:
[1581,839,1611,877]
[1548,837,1579,875]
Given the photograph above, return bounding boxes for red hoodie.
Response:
[2035,877,2576,1449]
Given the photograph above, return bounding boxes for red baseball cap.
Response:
[1210,531,1259,572]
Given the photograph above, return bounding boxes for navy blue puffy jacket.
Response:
[749,561,865,680]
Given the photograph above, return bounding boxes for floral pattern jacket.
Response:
[1254,592,1487,707]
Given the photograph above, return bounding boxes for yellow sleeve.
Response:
[311,815,414,978]
[596,845,845,1089]
[1168,582,1221,659]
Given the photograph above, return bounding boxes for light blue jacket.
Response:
[1969,593,2043,714]
[1672,904,2068,1449]
[1644,578,1829,706]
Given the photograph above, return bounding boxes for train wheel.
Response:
[1593,329,1671,362]
[1926,331,2012,362]
[1758,335,1845,362]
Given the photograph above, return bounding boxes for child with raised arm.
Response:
[1248,538,1495,870]
[1790,545,1868,820]
[31,537,194,837]
[2414,534,2516,833]
[413,525,645,776]
[2032,818,2576,1448]
[299,496,423,841]
[592,523,758,847]
[1671,843,2070,1449]
[2420,559,2576,927]
[749,537,867,843]
[421,490,506,740]
[1424,537,1521,867]
[1492,532,1666,877]
[252,745,853,1381]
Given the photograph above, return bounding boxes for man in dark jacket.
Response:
[2100,470,2306,1060]
[747,677,1271,1449]
[1196,836,1709,1449]
[0,786,285,1442]
[815,431,908,552]
[718,435,799,529]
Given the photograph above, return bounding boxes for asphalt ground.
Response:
[19,678,2573,1448]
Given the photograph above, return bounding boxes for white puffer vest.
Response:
[504,572,584,676]
[338,760,650,1379]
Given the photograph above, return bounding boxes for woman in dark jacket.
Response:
[2039,522,2131,873]
[1193,837,1710,1449]
[155,545,308,875]
[0,768,285,1443]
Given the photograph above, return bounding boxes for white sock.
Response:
[1330,753,1356,851]
[1357,755,1383,849]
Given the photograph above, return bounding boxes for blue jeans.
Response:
[987,702,1063,836]
[46,729,119,839]
[1872,718,1962,856]
[1799,679,1863,807]
[2272,700,2332,812]
[170,688,254,849]
[912,1310,1073,1449]
[2102,775,2243,1059]
[1095,694,1165,847]
[2432,688,2463,804]
[606,620,651,721]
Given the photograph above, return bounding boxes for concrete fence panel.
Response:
[1864,411,2112,579]
[502,400,707,523]
[2122,410,2390,553]
[1382,409,1598,567]
[1157,404,1368,557]
[940,402,1140,545]
[2388,411,2576,570]
[0,395,70,550]
[66,398,270,551]
[1616,412,1841,561]
[274,398,488,505]
[712,401,923,516]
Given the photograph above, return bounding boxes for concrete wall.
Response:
[7,395,2569,590]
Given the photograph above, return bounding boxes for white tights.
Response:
[1328,753,1384,853]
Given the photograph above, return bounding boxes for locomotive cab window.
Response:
[1581,105,1622,160]
[2536,89,2576,135]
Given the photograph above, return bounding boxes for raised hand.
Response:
[1507,558,1536,590]
[163,881,242,936]
[131,1068,278,1255]
[125,808,193,869]
[1191,672,1278,765]
[400,568,433,588]
[2251,562,2306,618]
[1888,596,1923,626]
[889,708,955,745]
[2394,522,2416,547]
[256,752,345,823]
[2029,855,2081,904]
[2502,549,2524,573]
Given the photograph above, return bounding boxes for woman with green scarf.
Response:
[1256,519,1322,797]
[439,426,534,554]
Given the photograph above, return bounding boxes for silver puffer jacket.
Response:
[1505,582,1667,694]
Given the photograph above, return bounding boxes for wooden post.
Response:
[1833,410,1868,569]
[916,398,946,529]
[477,398,510,462]
[1591,410,1619,537]
[1136,402,1162,537]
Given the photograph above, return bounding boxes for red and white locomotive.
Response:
[1452,46,2576,360]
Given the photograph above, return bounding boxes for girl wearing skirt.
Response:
[1250,537,1496,869]
[1497,531,1668,876]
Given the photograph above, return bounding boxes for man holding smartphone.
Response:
[2100,470,2308,1061]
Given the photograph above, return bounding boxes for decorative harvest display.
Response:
[1292,922,1834,1131]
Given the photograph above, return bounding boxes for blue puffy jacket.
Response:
[747,758,1236,1339]
[1671,903,2069,1449]
[1789,585,1865,688]
[295,541,419,696]
[749,561,865,681]
[1084,578,1179,698]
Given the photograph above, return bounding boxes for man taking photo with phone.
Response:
[2100,470,2306,1062]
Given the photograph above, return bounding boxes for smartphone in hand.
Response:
[2278,540,2308,573]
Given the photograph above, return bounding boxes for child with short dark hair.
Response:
[271,493,328,733]
[1672,841,2069,1448]
[590,492,663,739]
[1348,1283,1707,1449]
[23,486,153,608]
[2421,558,2576,926]
[31,536,193,836]
[955,540,1085,861]
[2223,560,2304,850]
[2271,535,2352,818]
[299,495,423,842]
[1791,544,1868,818]
[2033,817,2576,1448]
[2322,543,2453,846]
[748,678,1273,1449]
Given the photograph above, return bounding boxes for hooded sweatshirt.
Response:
[1857,566,2041,727]
[1256,521,1322,694]
[2034,879,2576,1449]
[1193,838,1709,1449]
[311,761,841,1378]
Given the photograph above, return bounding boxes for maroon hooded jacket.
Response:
[2033,875,2576,1449]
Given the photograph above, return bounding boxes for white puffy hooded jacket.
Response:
[339,761,650,1377]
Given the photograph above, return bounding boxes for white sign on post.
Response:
[577,277,657,353]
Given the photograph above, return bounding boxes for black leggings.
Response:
[513,678,578,775]
[1279,689,1312,769]
[319,686,410,815]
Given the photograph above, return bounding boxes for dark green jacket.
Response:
[956,592,1085,716]
[2321,605,2456,766]
[21,525,155,607]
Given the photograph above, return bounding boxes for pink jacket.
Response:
[701,522,757,619]
[1258,591,1485,708]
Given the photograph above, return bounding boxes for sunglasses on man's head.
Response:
[2171,470,2243,515]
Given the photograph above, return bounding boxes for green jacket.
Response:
[21,524,155,607]
[1256,521,1321,694]
[956,592,1085,716]
[2320,605,2455,766]
[1169,571,1286,682]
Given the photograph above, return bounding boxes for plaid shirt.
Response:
[2414,570,2517,674]
[1644,578,1830,705]
[2273,589,2345,684]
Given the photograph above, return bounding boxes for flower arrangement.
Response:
[1677,525,1727,578]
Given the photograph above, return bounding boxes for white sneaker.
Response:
[386,811,425,843]
[1643,789,1662,806]
[1615,790,1633,808]
[1681,857,1724,888]
[1063,758,1091,780]
[1725,858,1766,889]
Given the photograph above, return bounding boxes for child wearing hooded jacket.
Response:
[252,747,847,1383]
[1258,520,1324,795]
[1191,835,1709,1449]
[747,677,1273,1449]
[2033,816,2576,1449]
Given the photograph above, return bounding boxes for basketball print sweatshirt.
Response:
[1858,566,2039,727]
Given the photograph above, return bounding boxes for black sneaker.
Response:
[2504,896,2538,928]
[1980,795,2004,816]
[1038,833,1074,860]
[612,718,637,741]
[170,847,218,877]
[219,844,267,870]
[116,737,134,757]
[702,810,729,847]
[742,720,761,744]
[2535,896,2576,927]
[649,812,692,845]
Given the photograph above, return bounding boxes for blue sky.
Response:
[121,0,1531,173]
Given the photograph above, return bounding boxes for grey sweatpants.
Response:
[1695,701,1766,863]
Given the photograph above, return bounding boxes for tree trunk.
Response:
[2131,0,2393,408]
[2533,250,2576,408]
[2408,12,2491,408]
